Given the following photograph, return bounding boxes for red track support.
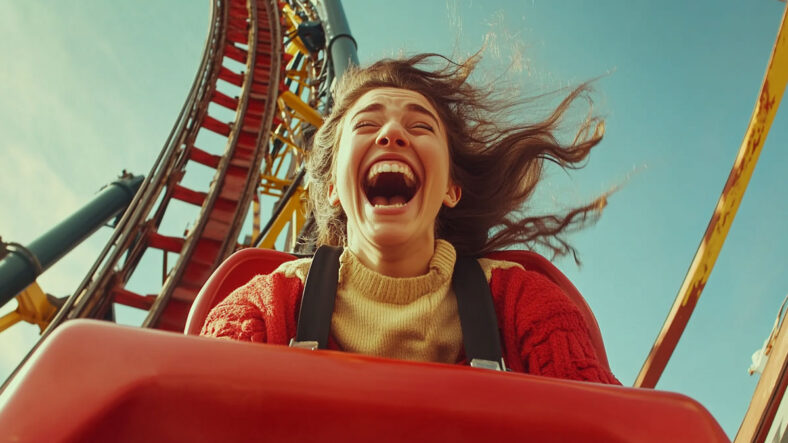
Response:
[111,286,155,311]
[201,116,232,136]
[147,231,185,254]
[187,146,221,168]
[218,66,244,87]
[211,90,239,110]
[224,44,248,63]
[171,184,207,207]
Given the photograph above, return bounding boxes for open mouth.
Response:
[362,161,420,208]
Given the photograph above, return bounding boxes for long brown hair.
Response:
[307,53,608,261]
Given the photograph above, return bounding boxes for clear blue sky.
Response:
[1,1,786,438]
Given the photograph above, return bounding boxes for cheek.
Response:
[334,140,362,196]
[426,147,452,184]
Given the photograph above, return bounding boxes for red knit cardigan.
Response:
[201,265,620,385]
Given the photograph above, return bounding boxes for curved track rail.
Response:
[54,0,284,332]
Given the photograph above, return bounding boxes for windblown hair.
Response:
[307,53,608,260]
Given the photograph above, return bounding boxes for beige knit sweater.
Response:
[278,240,464,363]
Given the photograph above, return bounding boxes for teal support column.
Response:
[316,0,359,87]
[0,174,143,308]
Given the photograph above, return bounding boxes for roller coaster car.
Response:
[0,249,728,442]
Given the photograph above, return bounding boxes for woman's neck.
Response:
[348,235,436,278]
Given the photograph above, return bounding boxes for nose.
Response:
[375,123,408,148]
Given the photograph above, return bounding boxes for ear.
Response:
[328,183,340,206]
[442,182,461,208]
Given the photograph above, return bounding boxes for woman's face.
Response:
[329,87,461,257]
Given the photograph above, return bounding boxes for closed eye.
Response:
[353,121,378,130]
[412,122,434,132]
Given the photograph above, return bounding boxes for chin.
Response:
[369,230,415,248]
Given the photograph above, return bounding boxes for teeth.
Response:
[370,195,407,208]
[366,161,417,186]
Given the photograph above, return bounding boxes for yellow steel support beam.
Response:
[286,67,310,81]
[285,68,313,90]
[0,281,58,333]
[289,196,307,251]
[279,90,324,128]
[272,131,306,156]
[260,170,288,195]
[258,2,324,252]
[635,3,788,389]
[0,311,22,333]
[261,174,293,190]
[285,39,309,59]
[281,4,310,57]
[252,195,261,244]
[281,3,303,28]
[257,187,307,249]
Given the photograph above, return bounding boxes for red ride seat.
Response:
[185,248,611,372]
[184,247,297,335]
[0,320,729,442]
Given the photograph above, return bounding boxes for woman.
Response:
[201,53,619,384]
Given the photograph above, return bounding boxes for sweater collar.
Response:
[338,240,456,304]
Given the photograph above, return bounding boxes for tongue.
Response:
[370,195,407,207]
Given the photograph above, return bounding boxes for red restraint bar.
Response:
[0,321,728,442]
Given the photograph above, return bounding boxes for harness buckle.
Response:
[470,358,507,371]
[289,338,319,350]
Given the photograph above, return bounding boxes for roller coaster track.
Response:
[0,0,347,392]
[59,0,279,332]
[38,0,317,334]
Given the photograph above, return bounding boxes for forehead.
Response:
[347,87,440,119]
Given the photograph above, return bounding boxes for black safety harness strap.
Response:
[290,245,343,350]
[451,256,506,371]
[291,246,506,371]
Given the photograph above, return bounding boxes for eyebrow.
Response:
[351,102,441,128]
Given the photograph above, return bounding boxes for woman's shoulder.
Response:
[272,256,313,283]
[476,257,524,282]
[215,257,311,308]
[479,257,576,309]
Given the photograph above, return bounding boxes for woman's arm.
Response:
[200,273,304,345]
[490,267,620,384]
